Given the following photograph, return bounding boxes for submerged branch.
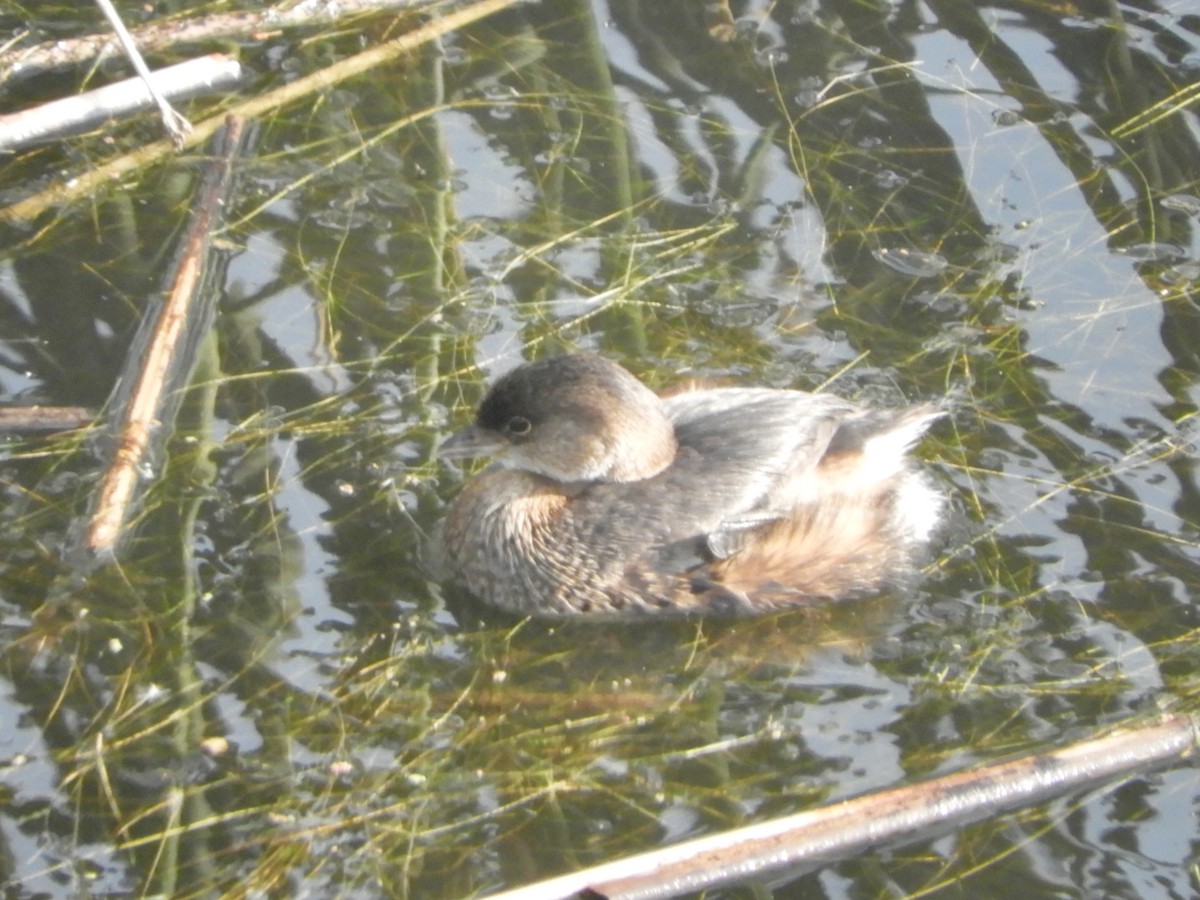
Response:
[0,55,240,153]
[82,116,246,555]
[0,0,520,225]
[1,0,432,84]
[0,407,93,433]
[486,712,1197,900]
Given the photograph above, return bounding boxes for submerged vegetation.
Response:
[0,0,1199,896]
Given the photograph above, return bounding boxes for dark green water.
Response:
[1,0,1199,896]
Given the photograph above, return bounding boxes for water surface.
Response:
[1,0,1199,896]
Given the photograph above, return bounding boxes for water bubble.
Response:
[1161,193,1200,216]
[706,196,736,216]
[792,76,824,109]
[873,246,948,277]
[794,88,820,109]
[756,47,789,67]
[904,290,968,315]
[992,108,1021,127]
[1162,261,1200,283]
[873,169,908,189]
[1116,242,1184,262]
[484,83,517,100]
[483,83,519,120]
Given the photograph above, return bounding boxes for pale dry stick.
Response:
[0,0,520,226]
[484,712,1197,900]
[0,54,241,153]
[82,116,246,555]
[0,0,433,83]
[93,0,192,146]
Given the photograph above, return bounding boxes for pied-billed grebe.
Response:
[438,354,943,617]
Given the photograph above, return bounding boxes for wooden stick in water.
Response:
[0,54,240,153]
[485,712,1197,900]
[0,407,93,433]
[82,116,246,555]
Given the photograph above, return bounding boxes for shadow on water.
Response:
[1,0,1199,896]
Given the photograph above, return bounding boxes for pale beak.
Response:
[439,424,508,460]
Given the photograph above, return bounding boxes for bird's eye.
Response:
[505,416,532,437]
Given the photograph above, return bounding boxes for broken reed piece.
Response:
[0,54,241,153]
[0,407,93,433]
[484,712,1198,900]
[81,115,246,555]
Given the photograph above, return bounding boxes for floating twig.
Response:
[485,712,1197,900]
[0,54,241,153]
[93,0,192,146]
[82,116,247,555]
